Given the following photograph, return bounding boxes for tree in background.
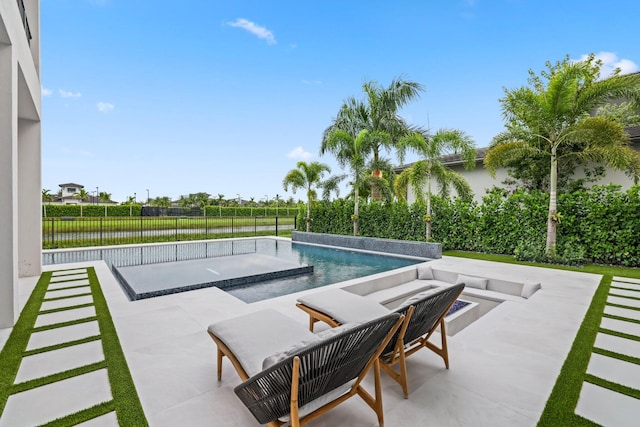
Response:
[322,76,424,201]
[73,188,90,217]
[282,161,344,232]
[396,129,476,240]
[151,196,172,208]
[485,54,640,253]
[98,192,113,203]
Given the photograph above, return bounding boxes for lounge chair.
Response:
[296,283,464,398]
[207,309,404,427]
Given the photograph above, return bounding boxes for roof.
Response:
[58,183,84,188]
[395,147,489,172]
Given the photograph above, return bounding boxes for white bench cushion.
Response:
[364,280,433,305]
[298,289,389,324]
[208,309,316,378]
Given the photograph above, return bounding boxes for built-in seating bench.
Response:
[341,263,542,315]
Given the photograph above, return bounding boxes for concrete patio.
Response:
[0,256,610,426]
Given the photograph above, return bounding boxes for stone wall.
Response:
[292,232,441,259]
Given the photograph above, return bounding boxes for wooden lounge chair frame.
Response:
[296,283,465,398]
[209,312,404,427]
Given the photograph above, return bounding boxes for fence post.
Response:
[100,217,103,246]
[275,216,279,236]
[254,216,257,236]
[51,217,55,248]
[175,217,179,241]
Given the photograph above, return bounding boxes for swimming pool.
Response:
[43,238,424,302]
[227,239,422,302]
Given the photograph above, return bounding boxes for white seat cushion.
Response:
[208,309,316,378]
[297,289,390,324]
[364,280,433,305]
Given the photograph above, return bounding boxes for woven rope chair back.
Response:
[383,283,464,355]
[234,312,401,424]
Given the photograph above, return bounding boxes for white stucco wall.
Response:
[0,0,41,328]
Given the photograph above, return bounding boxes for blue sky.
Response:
[40,0,639,204]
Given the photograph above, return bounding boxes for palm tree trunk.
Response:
[546,145,558,253]
[306,192,311,232]
[426,172,432,241]
[371,150,382,201]
[353,188,359,236]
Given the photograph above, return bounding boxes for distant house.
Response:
[396,126,640,203]
[52,183,117,205]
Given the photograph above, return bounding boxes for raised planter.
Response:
[292,231,442,259]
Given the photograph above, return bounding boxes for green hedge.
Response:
[43,205,299,218]
[43,205,142,217]
[308,184,640,267]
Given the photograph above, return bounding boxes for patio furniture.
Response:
[296,283,465,398]
[207,309,404,427]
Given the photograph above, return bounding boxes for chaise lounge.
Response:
[296,283,465,398]
[207,309,404,427]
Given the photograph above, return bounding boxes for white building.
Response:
[399,127,640,204]
[0,0,41,328]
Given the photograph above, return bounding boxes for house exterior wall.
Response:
[0,0,41,328]
[406,146,639,204]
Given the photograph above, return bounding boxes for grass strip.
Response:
[602,313,640,325]
[584,374,640,400]
[592,347,640,365]
[86,267,148,426]
[0,272,52,415]
[598,328,640,342]
[443,251,640,279]
[43,291,92,301]
[12,361,107,394]
[536,274,611,426]
[38,303,95,315]
[609,292,640,301]
[23,335,102,357]
[45,285,90,293]
[32,316,98,333]
[606,302,640,312]
[40,400,115,427]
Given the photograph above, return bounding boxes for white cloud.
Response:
[580,52,639,77]
[59,89,81,98]
[42,87,52,96]
[287,146,313,160]
[227,18,276,45]
[97,102,114,113]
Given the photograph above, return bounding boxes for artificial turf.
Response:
[0,267,148,426]
[444,250,640,426]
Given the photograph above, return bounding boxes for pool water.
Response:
[226,240,422,302]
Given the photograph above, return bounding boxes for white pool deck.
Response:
[1,255,638,426]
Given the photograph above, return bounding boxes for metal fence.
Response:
[42,216,297,249]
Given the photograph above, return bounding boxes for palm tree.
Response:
[322,128,373,235]
[73,189,90,217]
[98,192,112,204]
[485,54,640,253]
[42,189,54,217]
[282,161,342,232]
[217,194,225,216]
[322,76,425,200]
[396,129,477,240]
